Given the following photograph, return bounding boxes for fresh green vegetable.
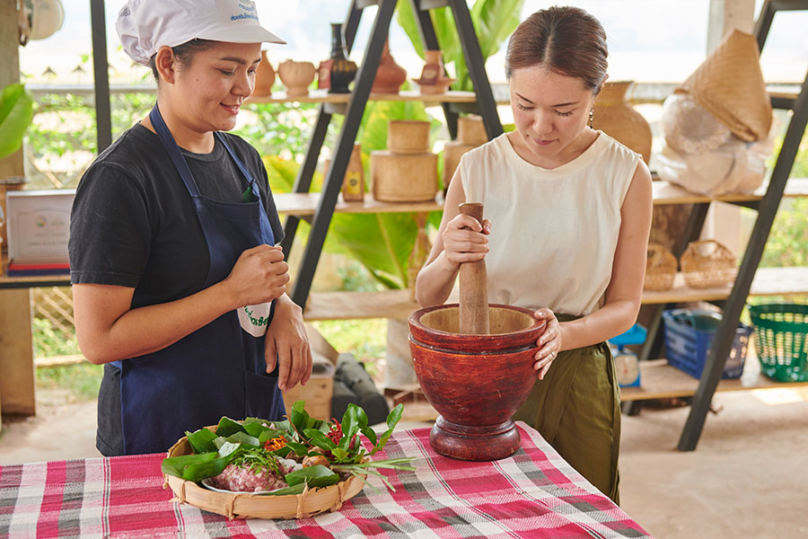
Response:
[161,402,416,493]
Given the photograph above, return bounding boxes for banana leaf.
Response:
[255,483,306,496]
[0,83,35,159]
[212,431,260,449]
[284,465,341,488]
[161,451,231,482]
[215,417,246,438]
[186,428,218,454]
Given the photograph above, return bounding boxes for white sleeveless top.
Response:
[460,131,640,316]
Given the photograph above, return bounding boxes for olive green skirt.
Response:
[512,315,621,505]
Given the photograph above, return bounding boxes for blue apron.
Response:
[118,105,285,455]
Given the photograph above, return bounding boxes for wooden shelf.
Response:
[274,179,808,216]
[303,290,419,321]
[248,90,478,105]
[652,177,808,205]
[301,266,808,321]
[620,358,808,401]
[642,266,808,304]
[275,193,442,217]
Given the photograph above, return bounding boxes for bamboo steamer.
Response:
[444,115,487,189]
[163,428,366,520]
[371,151,438,202]
[387,120,430,154]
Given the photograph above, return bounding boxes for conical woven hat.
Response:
[676,29,772,142]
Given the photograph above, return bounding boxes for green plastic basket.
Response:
[748,304,808,382]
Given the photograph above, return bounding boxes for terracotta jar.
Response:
[253,51,275,97]
[328,23,357,94]
[278,60,316,97]
[592,81,652,163]
[415,50,455,95]
[372,39,406,94]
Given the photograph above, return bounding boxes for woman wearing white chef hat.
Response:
[69,0,312,456]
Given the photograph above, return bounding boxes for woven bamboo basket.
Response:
[370,150,438,202]
[644,243,677,292]
[681,239,738,289]
[163,427,366,520]
[387,120,430,154]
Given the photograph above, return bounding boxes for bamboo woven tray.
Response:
[163,427,366,520]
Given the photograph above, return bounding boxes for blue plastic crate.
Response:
[662,309,753,380]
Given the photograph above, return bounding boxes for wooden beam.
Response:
[0,289,36,415]
[0,0,36,427]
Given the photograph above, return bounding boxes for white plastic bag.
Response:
[657,94,771,196]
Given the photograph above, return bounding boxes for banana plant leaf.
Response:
[284,465,341,488]
[161,451,232,482]
[0,83,35,159]
[215,417,246,438]
[186,428,218,454]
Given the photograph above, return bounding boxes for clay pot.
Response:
[278,60,316,97]
[408,304,545,461]
[372,40,407,94]
[253,51,275,97]
[592,81,652,163]
[415,50,455,95]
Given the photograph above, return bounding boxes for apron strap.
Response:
[149,105,203,197]
[214,132,261,201]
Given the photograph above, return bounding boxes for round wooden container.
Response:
[387,120,430,154]
[370,151,438,202]
[163,429,366,520]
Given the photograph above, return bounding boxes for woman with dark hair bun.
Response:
[416,6,653,504]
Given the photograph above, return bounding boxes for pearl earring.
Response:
[589,109,594,129]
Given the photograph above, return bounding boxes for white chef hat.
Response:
[116,0,286,66]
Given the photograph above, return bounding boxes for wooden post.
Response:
[458,203,489,335]
[0,0,37,425]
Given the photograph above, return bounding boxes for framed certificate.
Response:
[6,190,75,268]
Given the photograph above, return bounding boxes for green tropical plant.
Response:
[0,83,35,159]
[396,0,525,91]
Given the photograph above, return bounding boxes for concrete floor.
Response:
[2,387,807,538]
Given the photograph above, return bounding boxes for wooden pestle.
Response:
[458,202,490,335]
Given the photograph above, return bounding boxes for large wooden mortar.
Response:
[408,304,544,460]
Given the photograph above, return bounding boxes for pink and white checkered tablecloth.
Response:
[0,422,650,538]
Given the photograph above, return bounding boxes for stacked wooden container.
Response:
[371,120,438,202]
[443,115,488,190]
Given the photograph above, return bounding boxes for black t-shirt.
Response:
[69,123,284,456]
[69,123,284,303]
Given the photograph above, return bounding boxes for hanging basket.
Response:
[681,239,737,289]
[644,243,677,292]
[163,428,367,520]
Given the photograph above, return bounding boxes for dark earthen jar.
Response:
[328,23,357,94]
